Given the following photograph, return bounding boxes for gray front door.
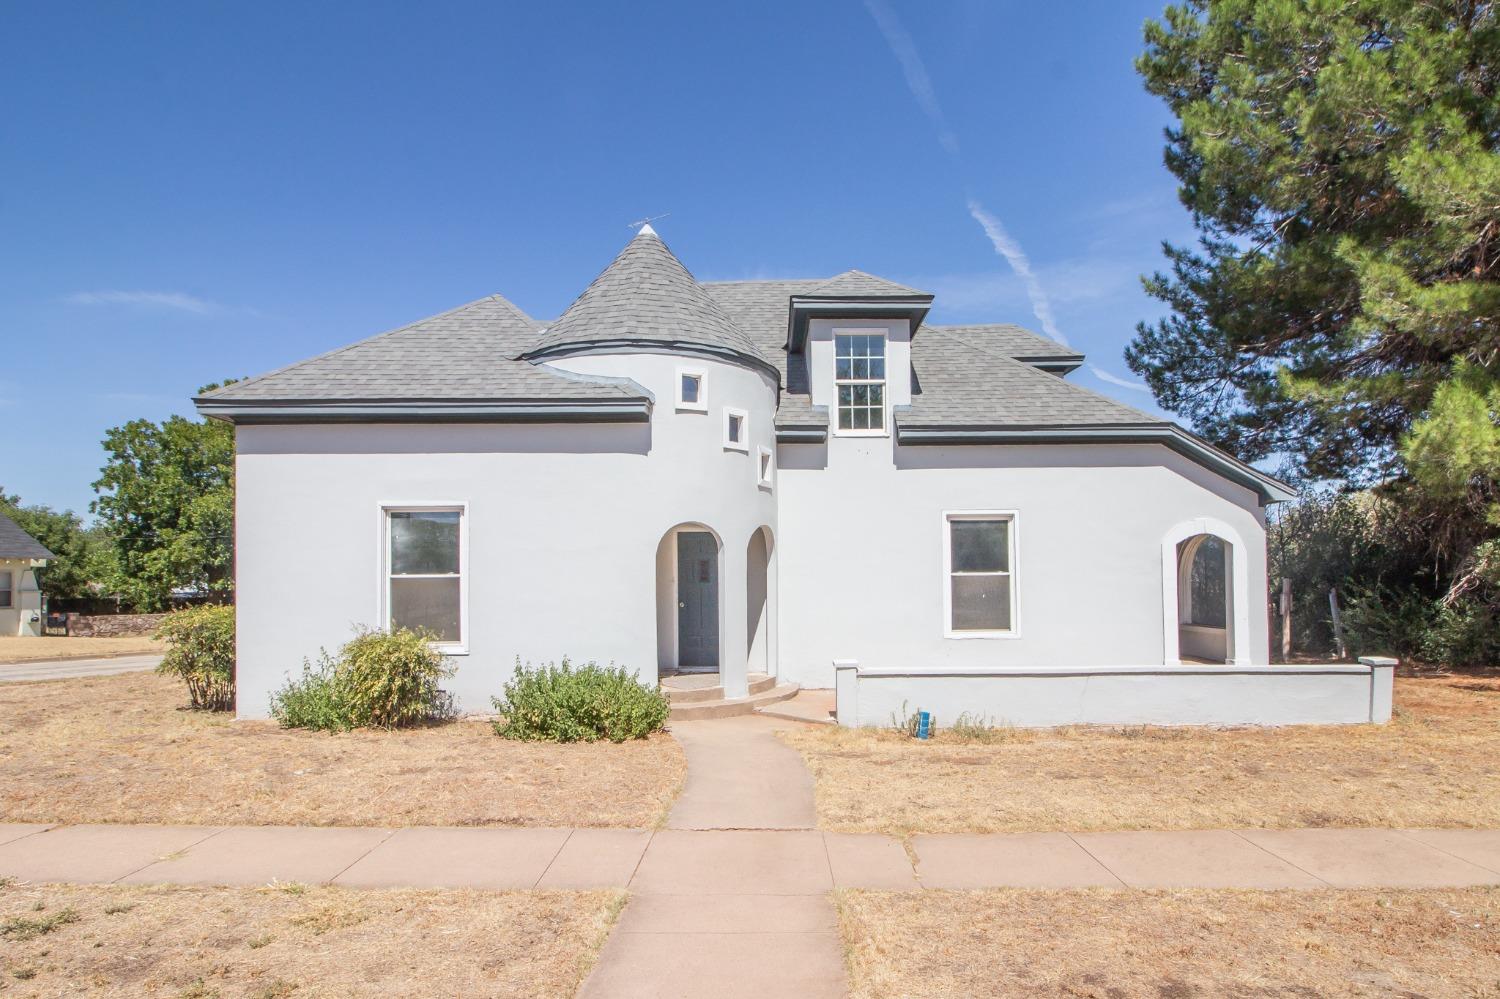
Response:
[676,531,719,672]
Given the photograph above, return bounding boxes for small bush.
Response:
[155,605,235,711]
[270,628,455,732]
[269,655,350,733]
[492,658,669,743]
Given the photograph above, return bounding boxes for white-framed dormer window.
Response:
[834,331,887,435]
[382,504,467,651]
[676,366,708,412]
[943,511,1018,638]
[756,446,774,489]
[723,407,749,451]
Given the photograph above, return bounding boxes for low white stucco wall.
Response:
[835,658,1397,729]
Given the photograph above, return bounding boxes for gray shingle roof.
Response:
[803,270,931,298]
[0,510,53,560]
[525,229,769,367]
[199,296,638,404]
[922,323,1082,363]
[904,328,1154,428]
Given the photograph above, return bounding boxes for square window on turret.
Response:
[676,367,708,412]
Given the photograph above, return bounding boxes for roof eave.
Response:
[523,338,781,382]
[194,398,654,425]
[785,297,935,352]
[895,422,1297,505]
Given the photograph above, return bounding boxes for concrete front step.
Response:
[664,673,775,705]
[669,682,800,721]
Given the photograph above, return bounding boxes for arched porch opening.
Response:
[1177,534,1230,663]
[1161,517,1253,665]
[655,523,723,676]
[746,526,776,677]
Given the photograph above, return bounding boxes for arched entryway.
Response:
[1177,534,1230,662]
[655,524,723,675]
[1161,517,1252,665]
[746,526,775,677]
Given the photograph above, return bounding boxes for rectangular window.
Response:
[0,570,11,608]
[723,407,748,451]
[676,367,707,411]
[387,508,463,645]
[945,514,1015,635]
[835,332,886,433]
[757,446,774,488]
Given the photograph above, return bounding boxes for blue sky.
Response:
[1,0,1194,516]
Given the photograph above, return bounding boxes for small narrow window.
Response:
[946,514,1015,634]
[723,408,749,451]
[834,332,887,434]
[676,367,707,411]
[757,446,774,488]
[387,508,463,645]
[0,570,12,608]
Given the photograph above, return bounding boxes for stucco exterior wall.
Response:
[775,436,1269,689]
[0,559,44,637]
[233,352,777,718]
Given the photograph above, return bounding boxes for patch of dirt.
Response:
[0,881,622,998]
[783,677,1500,834]
[0,672,685,828]
[837,887,1500,999]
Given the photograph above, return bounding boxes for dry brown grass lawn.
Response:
[0,879,621,998]
[0,672,684,828]
[837,886,1500,999]
[783,676,1500,834]
[0,636,164,664]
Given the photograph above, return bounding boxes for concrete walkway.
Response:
[5,711,1500,997]
[580,714,846,998]
[3,822,1498,893]
[0,652,162,682]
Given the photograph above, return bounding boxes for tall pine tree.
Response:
[1131,0,1499,617]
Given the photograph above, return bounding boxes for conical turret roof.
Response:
[525,228,770,370]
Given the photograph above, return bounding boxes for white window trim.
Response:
[832,328,890,438]
[723,407,749,451]
[942,510,1020,639]
[756,446,774,489]
[676,366,708,412]
[0,568,12,609]
[377,501,470,655]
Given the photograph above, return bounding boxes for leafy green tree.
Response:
[0,488,114,601]
[1131,0,1499,633]
[91,384,235,610]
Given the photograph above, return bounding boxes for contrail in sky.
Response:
[863,0,1069,352]
[1089,364,1152,393]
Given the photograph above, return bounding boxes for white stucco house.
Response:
[199,226,1394,726]
[0,510,51,637]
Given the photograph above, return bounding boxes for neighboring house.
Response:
[0,510,52,637]
[199,226,1394,726]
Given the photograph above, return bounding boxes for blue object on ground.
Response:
[916,711,931,739]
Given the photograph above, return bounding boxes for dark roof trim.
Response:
[523,338,782,383]
[786,297,933,352]
[896,423,1297,504]
[195,398,653,426]
[1014,355,1085,375]
[775,427,827,443]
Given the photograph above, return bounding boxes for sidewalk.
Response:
[3,821,1498,893]
[0,652,162,682]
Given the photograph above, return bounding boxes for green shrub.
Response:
[154,605,235,711]
[491,658,669,743]
[270,628,455,732]
[269,655,349,732]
